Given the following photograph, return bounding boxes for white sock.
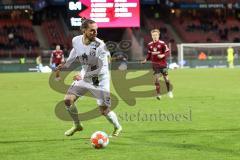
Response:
[66,104,80,127]
[105,111,121,129]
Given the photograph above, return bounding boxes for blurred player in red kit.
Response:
[50,45,64,81]
[141,29,173,100]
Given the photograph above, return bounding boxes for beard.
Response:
[83,34,96,45]
[87,35,96,42]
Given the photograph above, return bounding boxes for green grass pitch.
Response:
[0,68,240,160]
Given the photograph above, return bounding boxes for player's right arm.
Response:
[61,52,65,63]
[141,44,151,64]
[49,51,53,65]
[56,48,77,71]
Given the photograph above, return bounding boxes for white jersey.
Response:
[65,35,110,80]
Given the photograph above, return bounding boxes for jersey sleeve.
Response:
[99,42,110,54]
[96,42,110,64]
[64,48,77,68]
[162,42,170,57]
[64,37,80,68]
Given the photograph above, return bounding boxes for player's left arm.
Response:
[103,44,111,64]
[158,43,170,59]
[108,54,111,64]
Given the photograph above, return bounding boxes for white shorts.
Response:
[67,74,111,107]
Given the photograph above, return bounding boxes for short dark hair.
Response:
[80,18,96,31]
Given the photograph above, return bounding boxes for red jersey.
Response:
[146,40,169,68]
[51,50,64,64]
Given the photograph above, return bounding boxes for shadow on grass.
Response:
[142,128,240,133]
[0,137,89,144]
[122,128,240,156]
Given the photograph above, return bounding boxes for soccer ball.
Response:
[90,131,109,149]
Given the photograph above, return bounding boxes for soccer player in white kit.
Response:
[57,19,122,137]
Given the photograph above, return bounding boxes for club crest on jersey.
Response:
[89,41,100,56]
[82,53,88,64]
[153,47,157,52]
[90,47,96,56]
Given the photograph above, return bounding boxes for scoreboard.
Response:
[67,0,140,28]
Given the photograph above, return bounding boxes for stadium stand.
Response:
[170,0,238,3]
[41,19,66,49]
[171,14,240,43]
[0,19,39,58]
